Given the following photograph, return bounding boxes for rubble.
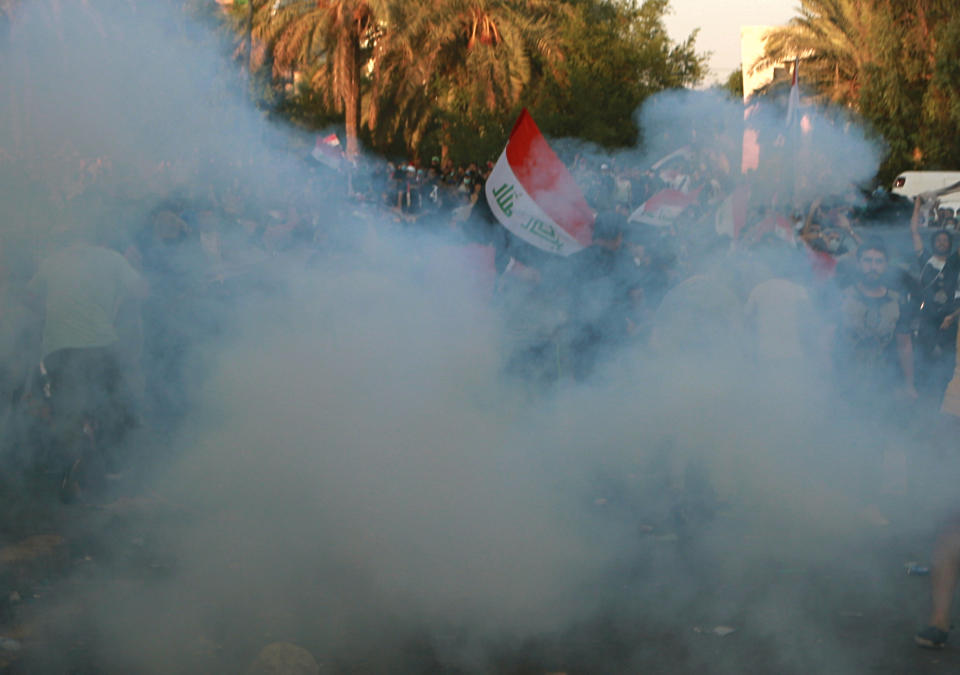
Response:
[0,535,68,582]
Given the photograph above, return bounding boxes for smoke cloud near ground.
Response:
[1,2,956,673]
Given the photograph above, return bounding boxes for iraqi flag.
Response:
[628,187,703,228]
[486,110,594,256]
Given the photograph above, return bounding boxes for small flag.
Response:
[485,110,594,256]
[715,184,750,239]
[311,133,342,169]
[628,187,702,228]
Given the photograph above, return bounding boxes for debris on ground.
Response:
[0,637,21,652]
[0,535,68,572]
[245,642,321,675]
[693,625,737,637]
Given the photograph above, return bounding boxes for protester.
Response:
[744,256,820,372]
[0,244,34,423]
[26,232,146,498]
[938,323,960,418]
[832,237,917,404]
[909,199,959,401]
[916,515,960,648]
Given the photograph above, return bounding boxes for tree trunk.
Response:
[247,0,254,76]
[344,78,360,159]
[340,26,361,159]
[441,121,451,166]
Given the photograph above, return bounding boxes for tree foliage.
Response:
[244,0,388,157]
[755,0,960,182]
[365,0,570,159]
[751,0,870,106]
[529,0,705,149]
[722,66,743,101]
[235,0,705,162]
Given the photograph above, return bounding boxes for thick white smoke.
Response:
[2,2,957,674]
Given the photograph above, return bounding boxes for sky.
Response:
[664,0,799,85]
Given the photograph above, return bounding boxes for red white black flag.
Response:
[485,110,594,256]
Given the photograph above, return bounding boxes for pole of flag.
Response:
[785,56,800,129]
[786,56,801,211]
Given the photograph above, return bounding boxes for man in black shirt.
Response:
[910,199,958,400]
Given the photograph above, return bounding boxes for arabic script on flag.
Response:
[485,110,594,256]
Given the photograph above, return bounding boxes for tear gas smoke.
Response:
[0,3,956,674]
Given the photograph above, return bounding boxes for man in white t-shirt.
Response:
[745,274,817,366]
[30,242,144,361]
[28,241,146,490]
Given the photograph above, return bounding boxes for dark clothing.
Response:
[916,249,958,318]
[29,344,137,489]
[914,249,959,398]
[43,345,133,450]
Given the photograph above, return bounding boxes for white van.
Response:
[892,171,960,199]
[892,171,960,222]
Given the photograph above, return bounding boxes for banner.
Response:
[485,110,594,256]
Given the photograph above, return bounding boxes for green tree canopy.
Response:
[237,0,706,162]
[723,66,743,101]
[751,0,870,107]
[248,0,387,157]
[365,0,570,160]
[754,0,960,182]
[529,0,705,149]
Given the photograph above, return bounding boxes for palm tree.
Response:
[249,0,565,159]
[367,0,568,159]
[748,0,875,106]
[253,0,386,157]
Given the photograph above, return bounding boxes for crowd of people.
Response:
[348,141,960,415]
[5,129,960,649]
[3,137,960,484]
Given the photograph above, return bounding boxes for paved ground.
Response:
[2,494,960,674]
